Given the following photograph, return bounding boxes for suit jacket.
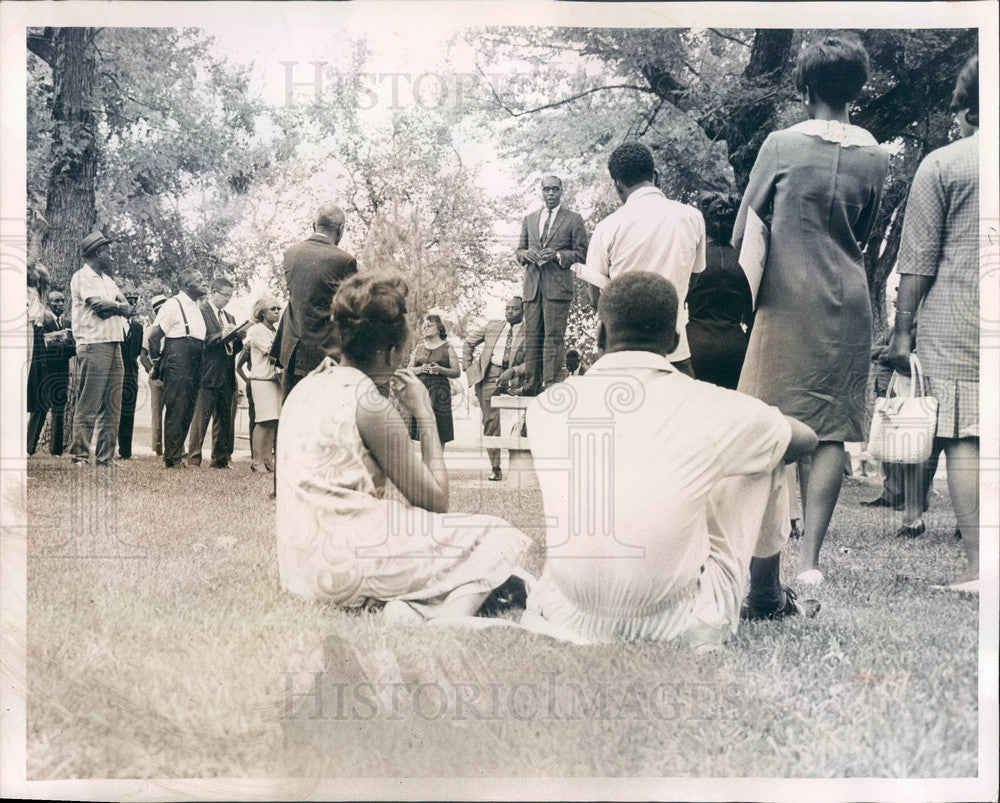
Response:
[121,319,144,372]
[277,232,358,375]
[198,301,241,391]
[515,207,588,303]
[462,319,525,389]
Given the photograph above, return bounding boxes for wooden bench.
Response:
[479,395,534,476]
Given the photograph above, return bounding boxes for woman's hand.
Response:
[391,369,435,419]
[884,330,914,375]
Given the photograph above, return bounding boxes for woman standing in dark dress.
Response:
[408,314,459,445]
[687,192,753,390]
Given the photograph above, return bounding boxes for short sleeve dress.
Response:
[275,364,530,608]
[732,120,889,441]
[895,133,979,438]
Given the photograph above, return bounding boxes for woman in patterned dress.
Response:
[275,274,530,620]
[887,56,980,592]
[732,34,889,584]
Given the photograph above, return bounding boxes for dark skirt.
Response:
[687,320,748,391]
[409,374,454,444]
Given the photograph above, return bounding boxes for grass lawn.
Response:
[25,452,978,779]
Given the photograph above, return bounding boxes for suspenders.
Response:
[174,296,191,337]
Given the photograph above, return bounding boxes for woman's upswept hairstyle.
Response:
[331,273,409,363]
[950,55,978,127]
[794,34,869,106]
[698,191,742,244]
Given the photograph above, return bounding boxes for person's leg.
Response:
[921,443,943,512]
[245,382,256,460]
[117,367,137,459]
[186,387,213,465]
[95,343,124,465]
[149,379,164,455]
[521,296,544,395]
[49,399,65,456]
[162,342,199,467]
[540,297,570,389]
[27,408,48,455]
[943,438,979,583]
[796,440,845,576]
[211,387,236,466]
[898,462,926,535]
[478,370,501,473]
[258,422,276,471]
[70,345,104,464]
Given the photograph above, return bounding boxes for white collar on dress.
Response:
[588,350,676,374]
[788,119,879,147]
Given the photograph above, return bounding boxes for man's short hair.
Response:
[178,269,202,289]
[598,272,678,343]
[607,143,655,188]
[315,205,346,231]
[509,295,523,304]
[211,275,234,293]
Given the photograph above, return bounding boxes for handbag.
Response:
[867,353,938,464]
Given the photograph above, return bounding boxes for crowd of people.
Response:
[26,37,980,645]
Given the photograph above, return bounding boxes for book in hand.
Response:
[222,319,253,341]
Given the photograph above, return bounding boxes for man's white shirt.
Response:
[154,291,206,340]
[70,264,126,345]
[584,187,706,361]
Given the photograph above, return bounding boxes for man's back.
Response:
[282,233,357,374]
[527,351,789,612]
[586,188,706,361]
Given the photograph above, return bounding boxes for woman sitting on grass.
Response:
[275,273,531,622]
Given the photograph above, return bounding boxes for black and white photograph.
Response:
[1,1,997,799]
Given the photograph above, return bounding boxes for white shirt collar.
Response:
[624,186,665,205]
[588,350,676,374]
[178,291,195,304]
[541,204,560,219]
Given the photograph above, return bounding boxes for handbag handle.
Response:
[884,353,928,400]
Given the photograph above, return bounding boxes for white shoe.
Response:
[796,569,825,586]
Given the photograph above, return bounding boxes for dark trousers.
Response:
[476,365,503,469]
[149,378,164,454]
[118,363,139,458]
[70,342,124,465]
[161,337,203,467]
[187,384,237,466]
[27,370,69,456]
[523,295,570,394]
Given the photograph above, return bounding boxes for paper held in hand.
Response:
[738,206,768,309]
[571,262,609,289]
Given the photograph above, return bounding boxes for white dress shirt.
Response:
[489,321,522,367]
[154,291,206,340]
[585,187,706,361]
[537,205,560,241]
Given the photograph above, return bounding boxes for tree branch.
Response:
[475,62,655,117]
[709,29,751,48]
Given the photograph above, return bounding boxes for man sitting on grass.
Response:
[524,272,819,648]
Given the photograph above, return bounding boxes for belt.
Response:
[164,336,203,344]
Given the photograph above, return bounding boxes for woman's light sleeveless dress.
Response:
[275,363,530,607]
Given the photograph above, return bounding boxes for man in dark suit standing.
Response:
[273,205,358,399]
[462,295,525,481]
[187,275,245,468]
[117,289,145,460]
[515,176,588,396]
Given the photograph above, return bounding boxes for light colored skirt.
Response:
[250,378,281,423]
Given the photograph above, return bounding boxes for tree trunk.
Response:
[39,28,99,288]
[728,29,795,191]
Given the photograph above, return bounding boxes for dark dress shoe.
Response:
[741,586,820,622]
[861,495,903,509]
[895,521,926,538]
[488,467,502,482]
[789,519,803,539]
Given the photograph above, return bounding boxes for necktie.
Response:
[502,324,514,367]
[541,209,553,243]
[219,309,233,355]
